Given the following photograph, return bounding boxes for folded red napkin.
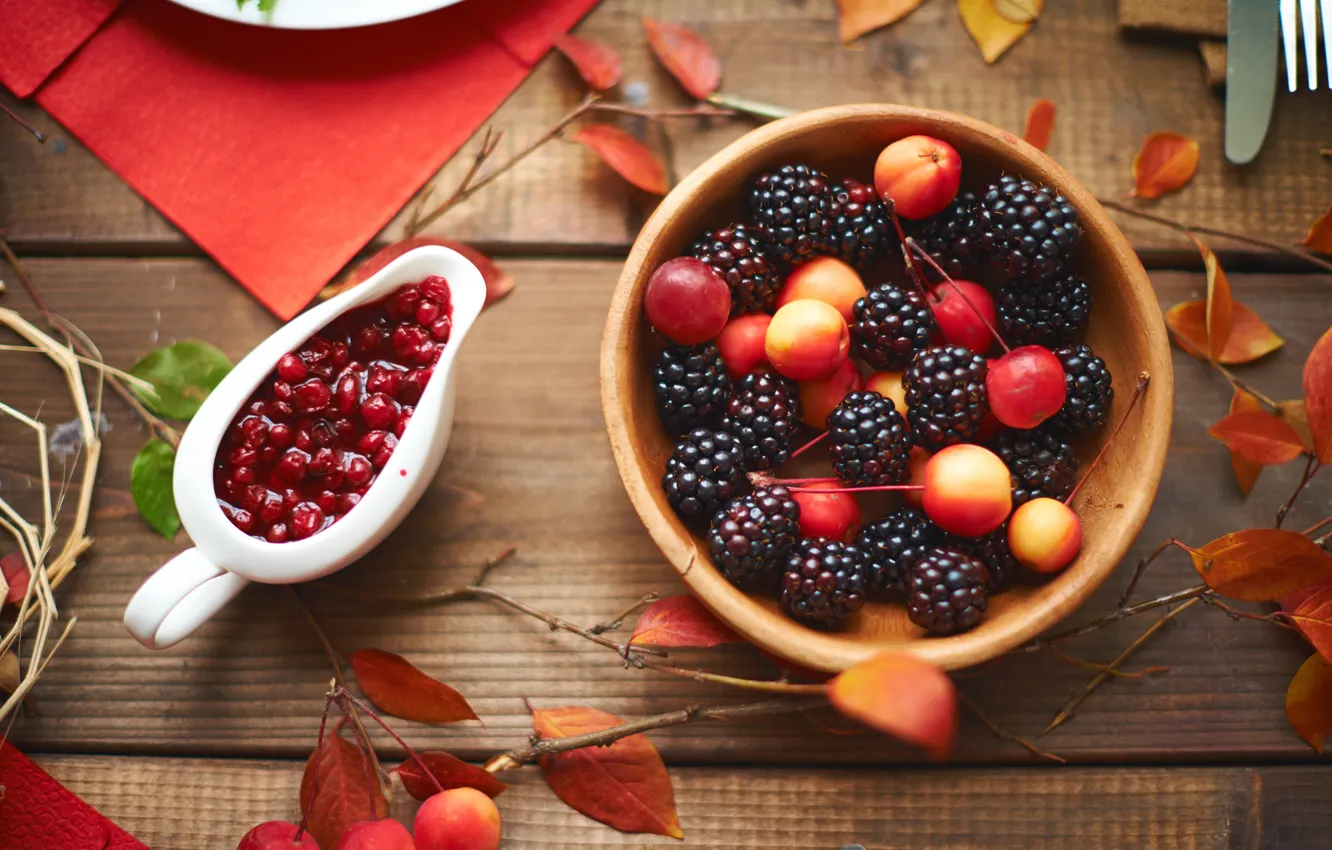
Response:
[0,741,148,849]
[7,0,597,319]
[0,0,119,98]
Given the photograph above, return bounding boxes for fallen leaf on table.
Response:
[1188,234,1234,363]
[299,728,389,850]
[573,125,668,195]
[1303,326,1332,463]
[349,648,479,724]
[554,33,623,91]
[1163,299,1283,365]
[534,705,683,838]
[993,0,1043,23]
[629,595,743,648]
[397,751,508,801]
[834,0,926,43]
[131,439,180,540]
[1289,586,1332,663]
[958,0,1032,64]
[1278,399,1315,451]
[1300,203,1332,254]
[1287,653,1332,753]
[0,651,18,694]
[128,340,232,421]
[1023,98,1055,151]
[1129,131,1199,199]
[0,554,27,606]
[1207,410,1307,466]
[322,237,515,309]
[1188,529,1332,601]
[1281,583,1332,615]
[1225,389,1265,495]
[643,18,721,100]
[828,652,957,759]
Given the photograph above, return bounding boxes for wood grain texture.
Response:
[1,259,1329,765]
[2,0,1328,260]
[33,755,1332,849]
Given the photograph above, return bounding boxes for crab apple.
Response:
[336,820,414,850]
[414,787,502,850]
[237,822,321,850]
[644,257,730,345]
[775,256,867,322]
[922,444,1012,537]
[864,371,907,418]
[798,357,863,428]
[929,281,997,355]
[792,483,862,542]
[986,345,1068,429]
[902,446,930,508]
[874,135,962,220]
[716,313,772,376]
[1008,497,1082,573]
[766,299,851,381]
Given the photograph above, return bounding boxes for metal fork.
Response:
[1280,0,1332,90]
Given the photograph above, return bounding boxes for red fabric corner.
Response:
[0,741,148,850]
[464,0,603,65]
[0,0,120,98]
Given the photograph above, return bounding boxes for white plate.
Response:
[167,0,467,30]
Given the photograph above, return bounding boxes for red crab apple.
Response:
[863,371,908,420]
[1008,496,1082,573]
[921,444,1012,537]
[644,257,730,345]
[715,313,772,376]
[928,281,997,355]
[775,256,867,322]
[986,345,1068,429]
[874,135,962,220]
[336,820,415,850]
[414,788,502,850]
[798,357,863,428]
[765,299,850,381]
[792,482,862,542]
[237,822,321,850]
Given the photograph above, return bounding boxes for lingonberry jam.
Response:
[214,276,453,542]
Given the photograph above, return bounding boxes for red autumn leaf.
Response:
[1163,299,1283,365]
[833,0,926,43]
[349,648,479,724]
[1301,203,1332,254]
[827,652,957,760]
[397,751,508,801]
[629,595,743,648]
[1289,586,1332,663]
[323,237,515,308]
[534,705,683,839]
[572,125,668,195]
[1303,326,1332,464]
[1287,653,1332,753]
[299,728,389,850]
[1,553,30,605]
[642,18,721,100]
[1207,410,1307,466]
[1226,389,1265,495]
[1023,98,1056,152]
[553,33,622,91]
[1278,400,1316,451]
[1281,583,1332,615]
[1188,234,1234,363]
[1129,131,1199,199]
[1188,530,1332,601]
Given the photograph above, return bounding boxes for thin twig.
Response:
[1044,644,1169,679]
[1118,538,1176,607]
[957,692,1065,764]
[1016,583,1211,652]
[1215,365,1281,410]
[295,688,337,844]
[1302,516,1332,537]
[0,102,46,143]
[335,688,446,797]
[1201,596,1301,631]
[471,544,518,587]
[1276,455,1320,529]
[591,592,659,635]
[906,237,1010,352]
[1065,373,1151,504]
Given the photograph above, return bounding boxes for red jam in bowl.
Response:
[214,276,453,542]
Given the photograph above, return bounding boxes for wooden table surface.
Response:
[3,1,1332,847]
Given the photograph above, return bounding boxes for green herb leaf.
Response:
[128,341,232,421]
[132,439,180,540]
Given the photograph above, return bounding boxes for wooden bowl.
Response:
[600,105,1173,673]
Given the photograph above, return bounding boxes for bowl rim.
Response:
[600,104,1173,672]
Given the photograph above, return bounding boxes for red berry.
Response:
[928,281,997,355]
[360,393,400,431]
[986,345,1068,429]
[277,354,308,383]
[355,326,385,353]
[644,257,730,345]
[792,483,862,542]
[873,135,962,220]
[398,370,429,403]
[715,314,772,376]
[236,821,320,850]
[265,524,289,544]
[419,275,451,304]
[293,380,332,413]
[429,317,452,342]
[290,503,326,540]
[389,286,421,319]
[416,300,441,326]
[391,325,430,359]
[366,365,401,397]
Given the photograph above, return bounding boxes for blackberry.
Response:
[690,223,782,314]
[748,164,835,263]
[850,284,937,371]
[952,524,1019,591]
[781,538,869,628]
[856,507,941,592]
[997,272,1091,346]
[721,372,801,471]
[905,547,990,634]
[708,486,800,588]
[902,345,989,451]
[828,178,893,267]
[1050,343,1113,434]
[907,191,983,279]
[989,426,1079,506]
[652,344,731,433]
[976,175,1082,281]
[827,391,912,486]
[662,428,746,522]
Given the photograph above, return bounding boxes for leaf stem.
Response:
[295,688,337,844]
[335,687,446,796]
[1275,455,1320,529]
[1065,372,1151,504]
[788,430,829,460]
[957,692,1065,764]
[905,238,1010,352]
[1215,365,1281,410]
[1016,582,1212,652]
[0,101,46,143]
[1301,516,1332,537]
[1117,537,1176,607]
[590,591,659,635]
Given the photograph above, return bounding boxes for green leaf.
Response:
[128,341,232,421]
[132,439,180,540]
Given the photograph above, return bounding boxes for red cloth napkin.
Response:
[0,0,119,98]
[0,741,148,849]
[9,0,598,319]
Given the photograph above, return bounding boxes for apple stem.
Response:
[294,688,337,843]
[787,483,926,495]
[338,686,448,796]
[905,238,1011,354]
[1064,372,1152,505]
[788,430,829,460]
[882,198,936,302]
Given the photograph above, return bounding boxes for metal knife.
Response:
[1226,0,1281,164]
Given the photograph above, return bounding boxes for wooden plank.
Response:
[2,0,1328,258]
[32,755,1332,849]
[2,258,1329,765]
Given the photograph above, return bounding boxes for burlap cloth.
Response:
[1119,0,1228,89]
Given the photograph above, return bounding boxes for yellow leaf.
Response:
[993,0,1043,23]
[835,0,926,43]
[957,0,1031,64]
[1287,653,1332,753]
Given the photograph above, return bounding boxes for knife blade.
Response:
[1226,0,1280,164]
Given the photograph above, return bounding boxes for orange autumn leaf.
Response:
[1188,529,1332,601]
[573,125,668,195]
[554,33,623,91]
[1303,326,1332,463]
[1207,410,1307,466]
[993,0,1044,23]
[397,751,508,801]
[827,652,957,760]
[1163,299,1283,365]
[299,727,389,850]
[957,0,1032,64]
[1278,399,1316,451]
[1286,653,1332,753]
[834,0,926,43]
[534,706,683,838]
[1289,586,1332,663]
[642,19,720,100]
[1129,131,1199,199]
[629,595,742,648]
[1226,389,1265,495]
[322,237,515,308]
[1189,234,1234,363]
[1023,98,1055,152]
[349,648,479,724]
[1300,203,1332,254]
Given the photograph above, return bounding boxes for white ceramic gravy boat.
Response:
[124,246,486,650]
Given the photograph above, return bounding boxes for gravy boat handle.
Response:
[124,548,249,649]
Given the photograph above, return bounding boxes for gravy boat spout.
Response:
[124,246,486,650]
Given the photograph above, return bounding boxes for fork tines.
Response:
[1280,0,1332,90]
